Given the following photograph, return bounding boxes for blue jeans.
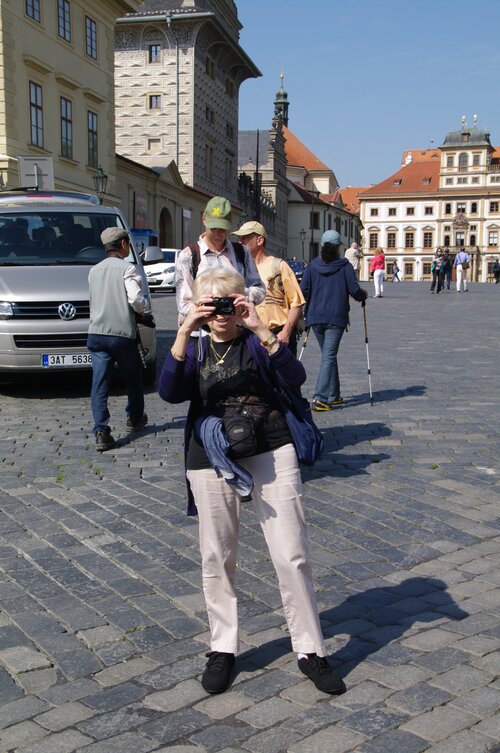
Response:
[87,334,144,434]
[312,324,344,402]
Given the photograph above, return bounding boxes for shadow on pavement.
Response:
[344,384,426,406]
[237,577,468,678]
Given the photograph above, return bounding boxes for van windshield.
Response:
[0,212,131,266]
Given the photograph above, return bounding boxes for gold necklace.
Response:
[209,336,236,366]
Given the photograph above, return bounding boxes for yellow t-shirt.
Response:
[256,256,305,330]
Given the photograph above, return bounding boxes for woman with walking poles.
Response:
[158,266,345,696]
[300,230,368,412]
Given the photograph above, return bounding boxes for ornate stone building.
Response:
[0,0,139,201]
[114,1,260,204]
[358,119,500,282]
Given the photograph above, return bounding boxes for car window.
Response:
[0,212,127,266]
[162,250,176,263]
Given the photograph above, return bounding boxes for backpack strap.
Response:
[189,241,246,279]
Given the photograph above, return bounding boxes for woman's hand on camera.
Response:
[232,295,262,331]
[180,296,216,335]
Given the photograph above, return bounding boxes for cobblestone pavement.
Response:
[0,281,499,753]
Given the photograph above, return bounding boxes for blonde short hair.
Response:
[192,266,245,300]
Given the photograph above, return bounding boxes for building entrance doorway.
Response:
[159,207,173,248]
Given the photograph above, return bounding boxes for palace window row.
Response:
[29,80,99,166]
[446,152,481,168]
[27,1,98,61]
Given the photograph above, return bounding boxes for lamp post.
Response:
[239,210,248,225]
[92,166,108,204]
[299,227,306,259]
[309,189,319,262]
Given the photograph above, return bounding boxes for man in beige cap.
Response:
[175,196,264,322]
[233,220,305,355]
[344,241,363,279]
[87,227,150,452]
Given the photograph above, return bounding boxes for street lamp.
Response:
[239,210,248,225]
[92,166,108,204]
[299,227,306,258]
[309,189,320,262]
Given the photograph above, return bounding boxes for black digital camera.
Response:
[211,296,235,315]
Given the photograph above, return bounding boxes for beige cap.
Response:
[101,227,128,245]
[232,220,267,238]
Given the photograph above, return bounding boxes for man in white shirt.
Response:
[344,242,363,279]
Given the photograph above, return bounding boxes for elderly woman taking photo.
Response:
[158,266,345,696]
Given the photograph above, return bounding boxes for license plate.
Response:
[147,278,159,284]
[42,353,92,368]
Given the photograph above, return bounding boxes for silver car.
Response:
[0,191,160,384]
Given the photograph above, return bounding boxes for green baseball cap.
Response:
[204,196,232,230]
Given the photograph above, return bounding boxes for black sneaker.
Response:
[201,651,235,694]
[298,654,346,695]
[95,431,115,452]
[126,413,148,433]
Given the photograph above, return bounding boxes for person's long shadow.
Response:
[301,421,393,480]
[237,577,468,678]
[344,384,426,407]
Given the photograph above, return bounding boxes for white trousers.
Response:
[187,444,326,656]
[456,264,468,291]
[374,269,385,296]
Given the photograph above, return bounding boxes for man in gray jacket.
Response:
[87,227,149,451]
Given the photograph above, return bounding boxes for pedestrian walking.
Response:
[369,248,386,298]
[441,250,452,289]
[87,227,150,452]
[430,248,444,294]
[158,266,345,697]
[175,196,265,325]
[232,220,305,355]
[300,230,368,411]
[492,259,500,284]
[453,247,470,292]
[391,260,401,282]
[344,241,363,279]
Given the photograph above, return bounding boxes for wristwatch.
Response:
[260,334,279,353]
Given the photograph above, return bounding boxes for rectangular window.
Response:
[60,97,73,159]
[57,0,71,42]
[423,262,432,275]
[205,106,215,124]
[85,16,97,59]
[424,206,433,215]
[335,217,341,233]
[446,155,453,167]
[225,157,233,188]
[490,201,499,212]
[488,231,498,246]
[387,232,396,248]
[26,0,40,22]
[457,177,468,184]
[225,78,235,98]
[205,143,214,178]
[473,154,480,166]
[206,57,216,79]
[445,178,453,185]
[445,204,452,214]
[149,95,161,110]
[148,44,161,63]
[457,203,466,213]
[490,176,500,183]
[226,122,234,140]
[29,81,43,148]
[388,207,396,216]
[406,207,415,215]
[471,177,479,184]
[405,232,414,248]
[404,262,413,276]
[312,212,320,230]
[423,232,433,248]
[87,110,98,168]
[370,208,378,216]
[369,233,378,249]
[148,138,161,153]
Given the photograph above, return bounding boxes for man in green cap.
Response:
[176,196,265,321]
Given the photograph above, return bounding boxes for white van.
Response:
[0,190,161,383]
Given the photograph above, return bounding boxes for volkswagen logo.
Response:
[58,302,77,320]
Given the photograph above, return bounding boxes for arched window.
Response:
[458,152,468,168]
[471,202,477,213]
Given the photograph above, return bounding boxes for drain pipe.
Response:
[166,12,179,167]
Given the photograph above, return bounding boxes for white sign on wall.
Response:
[17,155,54,190]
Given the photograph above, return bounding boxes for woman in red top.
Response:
[369,248,386,298]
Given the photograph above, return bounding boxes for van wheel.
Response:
[143,358,157,386]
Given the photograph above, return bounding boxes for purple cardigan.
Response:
[158,330,306,515]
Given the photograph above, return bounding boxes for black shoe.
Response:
[126,413,148,433]
[95,431,115,452]
[298,654,346,695]
[201,651,235,694]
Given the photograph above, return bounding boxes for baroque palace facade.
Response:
[358,120,500,283]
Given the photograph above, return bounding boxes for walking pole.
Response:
[361,300,374,406]
[298,326,311,362]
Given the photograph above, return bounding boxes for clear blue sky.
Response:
[237,0,500,188]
